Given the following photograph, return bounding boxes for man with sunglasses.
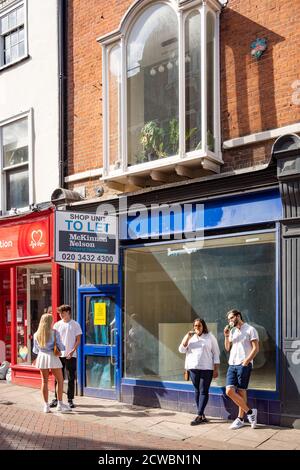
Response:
[224,309,259,430]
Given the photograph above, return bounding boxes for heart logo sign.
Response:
[30,229,45,249]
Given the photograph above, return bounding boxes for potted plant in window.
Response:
[168,118,179,155]
[140,120,166,162]
[167,118,198,154]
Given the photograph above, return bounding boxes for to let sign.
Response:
[55,210,118,264]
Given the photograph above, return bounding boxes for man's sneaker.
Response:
[229,418,245,430]
[49,398,58,408]
[247,408,258,429]
[56,402,71,413]
[43,403,50,413]
[190,416,207,426]
[68,399,75,409]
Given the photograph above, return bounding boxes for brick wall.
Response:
[67,0,300,196]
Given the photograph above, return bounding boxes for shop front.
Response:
[74,181,285,425]
[119,188,283,425]
[0,207,60,388]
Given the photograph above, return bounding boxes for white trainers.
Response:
[56,402,71,413]
[43,403,50,413]
[247,408,258,428]
[229,418,245,430]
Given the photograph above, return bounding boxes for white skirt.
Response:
[35,351,63,370]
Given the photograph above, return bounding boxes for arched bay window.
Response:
[99,0,223,184]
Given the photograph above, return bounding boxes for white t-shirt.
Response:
[178,332,220,370]
[53,319,82,358]
[228,323,259,365]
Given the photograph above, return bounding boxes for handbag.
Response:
[53,332,61,357]
[184,369,190,381]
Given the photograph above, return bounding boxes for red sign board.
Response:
[0,218,50,262]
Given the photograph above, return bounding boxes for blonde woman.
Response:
[33,313,71,413]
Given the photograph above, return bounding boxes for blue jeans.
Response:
[226,364,252,390]
[189,369,213,416]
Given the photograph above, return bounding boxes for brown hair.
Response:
[57,304,71,315]
[193,318,209,334]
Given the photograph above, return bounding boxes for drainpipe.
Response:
[58,0,67,188]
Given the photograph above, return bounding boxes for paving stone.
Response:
[0,381,299,451]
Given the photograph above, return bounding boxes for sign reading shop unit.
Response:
[55,210,118,264]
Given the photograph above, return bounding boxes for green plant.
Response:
[185,127,197,142]
[135,151,148,164]
[168,118,179,154]
[194,130,215,151]
[167,118,198,154]
[140,120,166,161]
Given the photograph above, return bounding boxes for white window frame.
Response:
[0,109,33,215]
[98,0,223,181]
[0,0,28,71]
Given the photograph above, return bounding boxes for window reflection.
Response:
[16,264,52,364]
[127,4,179,165]
[125,233,276,390]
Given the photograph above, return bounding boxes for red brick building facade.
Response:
[65,1,300,426]
[66,0,300,196]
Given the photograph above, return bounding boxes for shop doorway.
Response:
[0,269,27,362]
[79,286,121,400]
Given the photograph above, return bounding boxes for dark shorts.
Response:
[226,364,252,390]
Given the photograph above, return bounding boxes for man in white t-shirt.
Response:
[224,309,259,430]
[50,304,82,409]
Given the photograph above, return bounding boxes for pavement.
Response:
[1,381,300,450]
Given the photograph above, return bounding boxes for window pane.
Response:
[6,166,29,210]
[124,233,276,391]
[16,5,24,25]
[18,39,24,56]
[11,43,18,60]
[4,33,10,48]
[108,44,121,170]
[85,356,115,389]
[207,12,215,151]
[0,270,11,361]
[4,47,10,64]
[18,26,24,41]
[10,30,18,45]
[85,296,116,345]
[1,14,9,34]
[3,118,28,167]
[185,11,201,152]
[127,4,179,165]
[8,9,16,29]
[17,265,52,365]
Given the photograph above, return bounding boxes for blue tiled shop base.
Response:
[121,383,281,426]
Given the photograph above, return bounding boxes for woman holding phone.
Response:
[179,318,220,425]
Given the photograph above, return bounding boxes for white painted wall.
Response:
[0,0,59,205]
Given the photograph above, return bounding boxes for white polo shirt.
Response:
[179,332,220,370]
[53,319,82,358]
[228,323,259,366]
